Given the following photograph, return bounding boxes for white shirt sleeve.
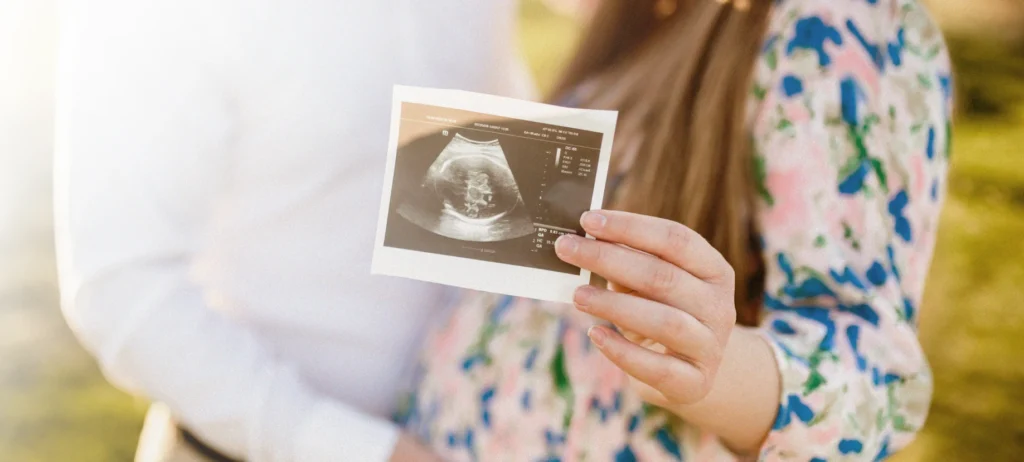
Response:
[53,2,398,461]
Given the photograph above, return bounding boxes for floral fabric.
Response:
[402,0,953,460]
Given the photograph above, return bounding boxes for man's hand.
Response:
[389,433,444,462]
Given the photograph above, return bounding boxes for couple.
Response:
[55,0,952,461]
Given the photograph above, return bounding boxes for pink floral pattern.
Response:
[402,1,952,460]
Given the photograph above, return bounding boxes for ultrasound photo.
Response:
[396,133,534,243]
[384,101,607,274]
[373,86,617,302]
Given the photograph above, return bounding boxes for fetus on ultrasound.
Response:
[457,171,495,218]
[435,157,517,222]
[397,134,534,242]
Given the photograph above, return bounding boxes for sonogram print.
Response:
[397,134,534,242]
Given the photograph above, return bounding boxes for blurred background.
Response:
[1,0,1021,460]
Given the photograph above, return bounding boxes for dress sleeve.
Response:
[748,1,953,460]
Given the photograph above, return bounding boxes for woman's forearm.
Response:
[668,327,781,455]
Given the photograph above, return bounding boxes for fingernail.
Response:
[574,285,597,309]
[587,326,607,347]
[555,235,578,256]
[581,211,607,230]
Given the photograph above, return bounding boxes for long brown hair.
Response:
[552,0,772,326]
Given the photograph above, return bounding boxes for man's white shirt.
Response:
[53,1,532,460]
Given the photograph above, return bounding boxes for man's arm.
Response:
[54,2,425,460]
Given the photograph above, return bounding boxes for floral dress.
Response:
[402,0,953,460]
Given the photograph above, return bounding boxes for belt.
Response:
[178,426,244,462]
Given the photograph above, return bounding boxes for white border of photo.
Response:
[372,85,618,303]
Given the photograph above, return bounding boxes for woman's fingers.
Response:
[556,234,699,306]
[574,285,717,364]
[556,236,730,330]
[587,325,710,405]
[562,211,739,408]
[579,210,733,284]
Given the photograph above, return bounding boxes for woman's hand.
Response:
[554,210,737,407]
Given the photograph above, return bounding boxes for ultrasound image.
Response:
[384,103,603,274]
[397,134,534,242]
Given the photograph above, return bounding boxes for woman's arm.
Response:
[555,2,952,459]
[740,2,952,458]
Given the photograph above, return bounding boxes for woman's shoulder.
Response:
[752,0,953,118]
[767,0,937,25]
[761,0,950,72]
[748,0,953,238]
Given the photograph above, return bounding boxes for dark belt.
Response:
[178,426,244,462]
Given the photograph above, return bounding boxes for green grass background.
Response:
[1,1,1021,460]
